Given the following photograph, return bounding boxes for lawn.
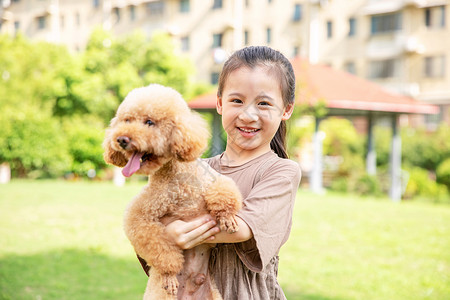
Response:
[1,180,449,300]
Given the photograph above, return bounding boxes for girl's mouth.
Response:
[237,127,260,136]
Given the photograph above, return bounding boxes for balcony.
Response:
[363,0,425,15]
[366,34,425,59]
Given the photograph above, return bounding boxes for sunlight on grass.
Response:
[279,191,450,300]
[1,181,449,300]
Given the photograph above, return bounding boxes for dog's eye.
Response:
[145,120,155,126]
[125,119,130,123]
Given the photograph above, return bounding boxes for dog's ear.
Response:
[103,118,128,167]
[171,111,210,161]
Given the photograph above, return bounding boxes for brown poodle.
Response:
[103,84,242,300]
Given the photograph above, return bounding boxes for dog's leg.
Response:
[204,175,242,234]
[124,199,184,295]
[145,268,177,300]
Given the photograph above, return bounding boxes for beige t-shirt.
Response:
[206,150,301,299]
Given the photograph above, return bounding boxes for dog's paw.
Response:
[218,215,239,234]
[162,275,178,295]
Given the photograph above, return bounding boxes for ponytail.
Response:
[270,121,288,159]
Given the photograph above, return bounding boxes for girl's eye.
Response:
[231,99,243,104]
[258,101,270,106]
[145,120,155,126]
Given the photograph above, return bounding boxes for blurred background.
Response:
[0,0,449,201]
[0,1,449,299]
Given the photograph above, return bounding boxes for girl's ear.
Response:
[216,96,223,115]
[281,103,294,120]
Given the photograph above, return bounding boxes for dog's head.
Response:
[103,84,209,177]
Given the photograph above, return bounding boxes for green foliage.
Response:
[321,117,365,177]
[62,117,107,177]
[437,158,450,189]
[0,108,71,178]
[0,29,204,179]
[404,167,449,203]
[353,173,383,196]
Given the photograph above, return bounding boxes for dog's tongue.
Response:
[122,152,144,177]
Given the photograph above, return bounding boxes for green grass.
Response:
[1,181,449,300]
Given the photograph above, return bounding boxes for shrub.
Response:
[0,108,71,178]
[436,158,450,190]
[404,167,449,203]
[62,117,107,178]
[353,174,383,197]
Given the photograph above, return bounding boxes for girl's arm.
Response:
[164,214,252,250]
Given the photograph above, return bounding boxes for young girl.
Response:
[165,46,301,299]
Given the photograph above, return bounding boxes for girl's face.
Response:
[217,66,293,160]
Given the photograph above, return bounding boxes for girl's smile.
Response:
[216,66,293,164]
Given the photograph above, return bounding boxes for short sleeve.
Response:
[235,161,301,272]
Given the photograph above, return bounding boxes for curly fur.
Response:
[103,84,242,300]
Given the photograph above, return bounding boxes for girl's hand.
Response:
[163,214,220,250]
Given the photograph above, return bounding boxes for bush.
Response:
[353,174,383,197]
[62,117,108,178]
[404,167,449,203]
[0,108,71,178]
[436,158,450,190]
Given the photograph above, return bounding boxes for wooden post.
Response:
[389,114,402,201]
[0,163,11,184]
[311,117,323,193]
[366,114,376,175]
[210,111,225,156]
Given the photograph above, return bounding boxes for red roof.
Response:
[188,57,439,115]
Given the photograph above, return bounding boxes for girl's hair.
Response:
[217,46,296,159]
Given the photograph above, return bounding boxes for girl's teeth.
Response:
[240,128,258,133]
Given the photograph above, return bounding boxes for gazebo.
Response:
[188,57,439,201]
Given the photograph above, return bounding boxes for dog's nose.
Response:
[117,136,130,149]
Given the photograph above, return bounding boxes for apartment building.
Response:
[1,0,449,123]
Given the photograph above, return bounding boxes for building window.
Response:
[129,6,136,21]
[266,27,272,44]
[424,55,446,78]
[326,20,333,38]
[37,16,46,29]
[181,36,189,52]
[113,7,120,22]
[75,13,81,27]
[212,33,223,48]
[180,0,190,12]
[244,30,249,45]
[147,1,165,15]
[293,4,302,21]
[348,18,356,37]
[345,61,356,75]
[211,72,220,85]
[425,6,446,28]
[14,21,20,33]
[213,0,222,9]
[369,59,397,78]
[371,13,402,34]
[60,15,65,28]
[93,0,100,8]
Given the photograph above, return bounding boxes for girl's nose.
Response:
[239,105,259,122]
